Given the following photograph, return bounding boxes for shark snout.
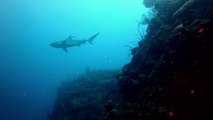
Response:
[49,43,56,47]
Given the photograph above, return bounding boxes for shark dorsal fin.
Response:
[67,35,74,40]
[62,47,68,52]
[62,40,67,45]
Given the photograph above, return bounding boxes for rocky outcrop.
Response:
[49,69,119,120]
[103,0,213,120]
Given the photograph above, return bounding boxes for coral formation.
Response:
[49,69,119,120]
[143,0,157,8]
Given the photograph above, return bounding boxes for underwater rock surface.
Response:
[49,69,119,120]
[106,0,213,120]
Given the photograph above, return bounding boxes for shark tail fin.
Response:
[87,32,100,44]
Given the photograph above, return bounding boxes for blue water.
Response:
[0,0,149,120]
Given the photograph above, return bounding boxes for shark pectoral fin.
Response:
[62,47,68,52]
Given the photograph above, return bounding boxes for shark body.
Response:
[50,32,99,52]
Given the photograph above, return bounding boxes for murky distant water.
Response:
[0,0,149,120]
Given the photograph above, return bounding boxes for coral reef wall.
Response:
[50,69,119,120]
[103,0,213,120]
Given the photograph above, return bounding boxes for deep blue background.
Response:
[0,0,149,120]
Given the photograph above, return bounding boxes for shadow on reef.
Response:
[49,69,119,120]
[50,0,213,120]
[103,0,213,120]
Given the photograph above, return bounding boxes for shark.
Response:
[50,32,100,52]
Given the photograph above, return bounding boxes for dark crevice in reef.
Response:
[50,0,213,120]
